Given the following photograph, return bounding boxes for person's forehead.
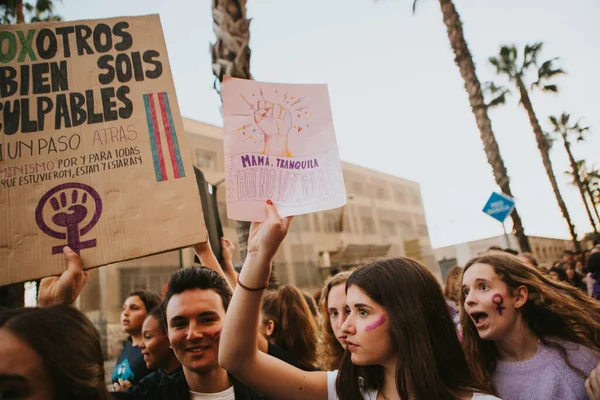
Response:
[125,295,144,306]
[463,263,496,283]
[143,315,161,331]
[328,284,346,305]
[345,285,376,306]
[166,288,225,319]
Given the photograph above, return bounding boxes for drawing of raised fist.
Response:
[254,100,292,156]
[51,190,89,228]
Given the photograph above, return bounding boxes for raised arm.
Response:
[220,237,239,289]
[219,202,328,400]
[193,240,235,290]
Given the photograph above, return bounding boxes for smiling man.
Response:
[112,266,269,400]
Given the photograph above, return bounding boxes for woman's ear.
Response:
[513,285,529,309]
[266,320,275,336]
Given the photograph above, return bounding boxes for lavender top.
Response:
[493,339,600,400]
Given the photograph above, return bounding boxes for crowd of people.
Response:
[2,203,600,400]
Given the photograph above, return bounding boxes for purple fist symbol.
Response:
[51,190,89,227]
[36,183,103,255]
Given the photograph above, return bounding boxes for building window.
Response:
[380,220,397,236]
[324,212,342,233]
[120,266,179,302]
[394,188,406,203]
[411,192,421,205]
[312,213,322,232]
[398,221,415,237]
[290,215,312,232]
[195,149,217,170]
[343,213,353,233]
[293,261,321,288]
[361,216,376,234]
[376,186,389,200]
[351,181,364,196]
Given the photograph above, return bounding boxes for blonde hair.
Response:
[444,266,462,303]
[460,251,600,392]
[317,271,352,370]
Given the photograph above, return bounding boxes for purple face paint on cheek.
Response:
[365,315,386,332]
[492,294,506,316]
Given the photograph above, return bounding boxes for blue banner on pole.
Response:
[482,192,516,223]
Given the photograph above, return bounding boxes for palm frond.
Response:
[483,81,511,107]
[412,0,418,14]
[542,84,559,93]
[490,45,518,78]
[548,115,561,131]
[572,118,591,137]
[532,58,565,89]
[543,131,555,149]
[523,42,543,70]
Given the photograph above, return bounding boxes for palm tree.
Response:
[210,0,279,287]
[485,43,580,249]
[550,113,598,234]
[0,0,61,24]
[581,166,600,223]
[589,167,600,211]
[412,0,531,252]
[564,159,600,228]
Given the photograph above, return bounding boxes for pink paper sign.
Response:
[222,77,347,221]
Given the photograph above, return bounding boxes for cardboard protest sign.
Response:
[222,77,346,221]
[0,15,207,285]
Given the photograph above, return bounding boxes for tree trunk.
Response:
[585,183,600,223]
[210,0,278,287]
[516,84,582,250]
[438,0,531,252]
[210,0,252,92]
[16,0,24,23]
[562,136,599,234]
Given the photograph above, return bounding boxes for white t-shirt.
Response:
[189,385,235,400]
[326,370,502,400]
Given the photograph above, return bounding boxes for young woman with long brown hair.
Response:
[260,285,320,370]
[219,202,499,400]
[318,271,352,370]
[0,305,110,400]
[461,251,600,399]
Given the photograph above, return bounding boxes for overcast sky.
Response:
[55,0,600,248]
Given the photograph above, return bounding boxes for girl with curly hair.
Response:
[461,251,600,399]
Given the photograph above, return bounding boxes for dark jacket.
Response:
[111,370,266,400]
[110,343,314,399]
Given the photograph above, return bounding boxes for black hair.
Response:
[126,290,161,313]
[587,252,600,274]
[549,266,567,281]
[161,267,232,331]
[147,306,167,334]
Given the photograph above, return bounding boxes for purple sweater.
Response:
[493,339,600,400]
